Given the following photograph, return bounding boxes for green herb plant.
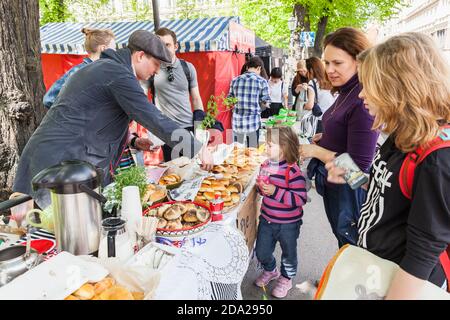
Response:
[199,93,238,130]
[113,166,148,206]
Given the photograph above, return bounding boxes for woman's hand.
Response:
[299,144,318,159]
[324,161,346,184]
[312,133,323,145]
[261,183,276,196]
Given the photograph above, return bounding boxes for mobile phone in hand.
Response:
[334,153,369,190]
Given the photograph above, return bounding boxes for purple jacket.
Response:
[319,74,379,172]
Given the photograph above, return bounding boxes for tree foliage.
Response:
[39,0,72,25]
[236,0,406,50]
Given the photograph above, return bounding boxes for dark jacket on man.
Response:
[13,48,201,195]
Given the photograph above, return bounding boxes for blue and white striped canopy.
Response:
[40,16,239,54]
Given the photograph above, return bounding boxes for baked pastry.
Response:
[157,204,171,218]
[211,182,226,191]
[64,295,79,300]
[157,218,168,229]
[203,191,216,200]
[174,203,187,214]
[132,292,145,300]
[183,209,199,223]
[99,285,134,300]
[199,186,212,193]
[221,195,232,202]
[164,206,183,220]
[73,283,95,300]
[166,218,183,230]
[195,195,206,202]
[232,193,240,203]
[196,209,210,223]
[224,201,234,207]
[149,189,166,203]
[94,277,115,295]
[142,184,157,202]
[202,179,212,185]
[184,203,196,211]
[226,185,239,193]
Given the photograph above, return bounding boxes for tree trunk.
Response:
[294,4,310,32]
[313,15,329,58]
[0,0,46,201]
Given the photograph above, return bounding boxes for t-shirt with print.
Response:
[154,58,198,128]
[357,135,450,286]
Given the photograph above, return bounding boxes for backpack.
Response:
[399,124,450,291]
[148,59,192,104]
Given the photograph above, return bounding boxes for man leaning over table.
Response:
[13,30,214,196]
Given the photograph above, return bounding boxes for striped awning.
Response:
[40,16,239,54]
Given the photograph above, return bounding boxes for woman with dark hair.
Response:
[261,67,288,118]
[300,27,379,248]
[303,57,336,133]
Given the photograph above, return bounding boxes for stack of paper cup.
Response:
[121,186,142,237]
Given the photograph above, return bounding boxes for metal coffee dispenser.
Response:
[31,160,107,256]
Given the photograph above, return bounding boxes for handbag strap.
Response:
[311,80,319,104]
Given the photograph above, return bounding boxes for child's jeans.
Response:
[255,216,302,279]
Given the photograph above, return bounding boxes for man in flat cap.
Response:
[13,30,213,195]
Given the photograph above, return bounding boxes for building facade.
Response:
[381,0,450,64]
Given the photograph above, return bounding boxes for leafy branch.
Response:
[199,93,238,129]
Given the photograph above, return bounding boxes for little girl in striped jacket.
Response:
[255,126,307,299]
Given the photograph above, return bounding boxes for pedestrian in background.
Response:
[228,56,270,147]
[300,27,379,248]
[43,28,116,108]
[291,60,309,119]
[303,57,336,134]
[262,67,288,118]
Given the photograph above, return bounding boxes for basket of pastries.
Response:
[194,175,243,212]
[143,201,211,238]
[158,173,183,190]
[65,277,144,300]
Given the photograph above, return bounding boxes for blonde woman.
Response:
[326,33,450,298]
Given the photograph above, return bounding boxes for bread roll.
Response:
[166,218,183,230]
[157,218,168,229]
[99,285,134,300]
[211,183,226,191]
[149,189,166,203]
[183,210,199,223]
[132,292,145,300]
[226,185,239,193]
[224,201,234,207]
[164,206,182,220]
[196,209,210,222]
[65,295,79,300]
[73,283,95,300]
[232,193,240,203]
[203,191,216,200]
[202,179,212,185]
[94,277,116,295]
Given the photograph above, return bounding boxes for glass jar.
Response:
[98,217,134,262]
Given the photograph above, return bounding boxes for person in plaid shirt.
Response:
[228,56,270,147]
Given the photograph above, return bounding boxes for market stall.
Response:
[0,144,265,300]
[40,16,255,141]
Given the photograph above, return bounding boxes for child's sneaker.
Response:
[271,276,292,298]
[254,269,280,287]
